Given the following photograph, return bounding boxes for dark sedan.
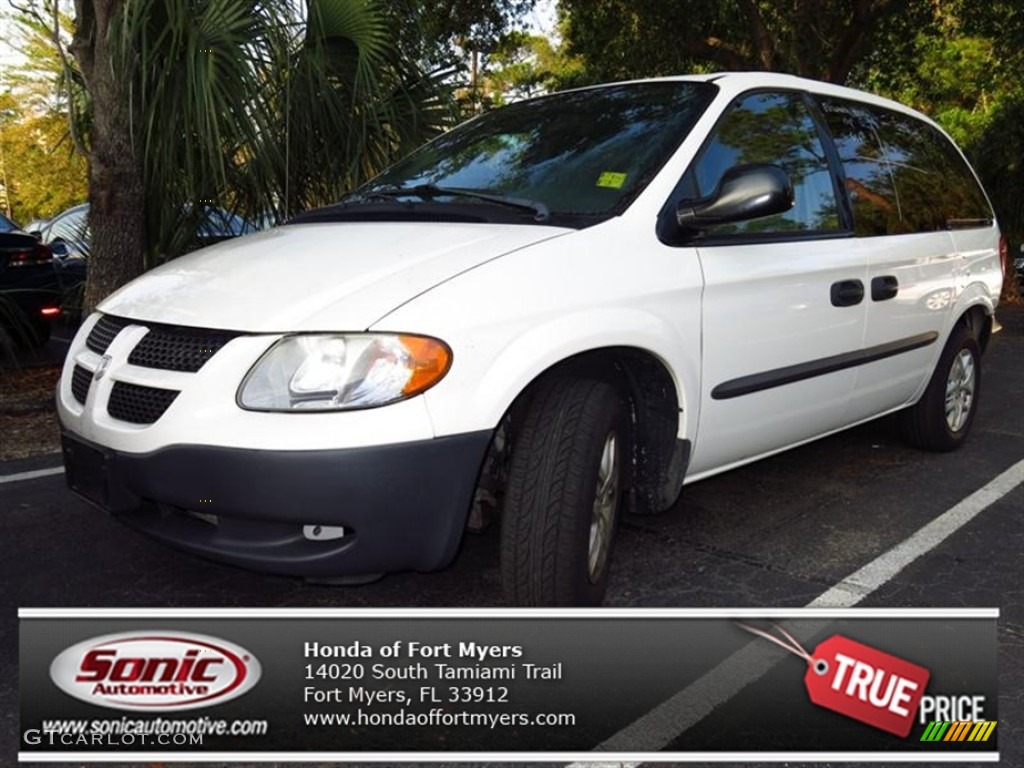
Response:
[0,213,65,349]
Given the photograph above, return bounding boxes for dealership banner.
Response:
[19,608,998,762]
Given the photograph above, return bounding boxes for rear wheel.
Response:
[500,376,628,606]
[900,324,981,451]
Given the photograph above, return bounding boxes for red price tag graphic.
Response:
[737,623,931,739]
[805,635,930,737]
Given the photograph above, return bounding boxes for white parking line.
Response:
[571,458,1023,760]
[0,466,64,484]
[808,458,1024,607]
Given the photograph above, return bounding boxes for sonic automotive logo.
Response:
[49,631,261,711]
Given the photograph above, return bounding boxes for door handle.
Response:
[831,279,864,307]
[871,275,899,301]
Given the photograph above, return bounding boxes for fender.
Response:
[422,307,700,443]
[903,281,998,407]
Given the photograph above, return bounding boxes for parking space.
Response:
[2,306,1021,763]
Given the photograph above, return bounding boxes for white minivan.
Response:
[58,73,1003,605]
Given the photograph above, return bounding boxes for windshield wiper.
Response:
[360,184,551,223]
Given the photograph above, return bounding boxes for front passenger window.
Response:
[686,92,841,235]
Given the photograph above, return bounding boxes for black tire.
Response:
[900,324,981,451]
[500,376,629,606]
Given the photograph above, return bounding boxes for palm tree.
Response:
[64,0,452,312]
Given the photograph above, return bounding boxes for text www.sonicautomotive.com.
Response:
[24,716,268,746]
[305,708,576,728]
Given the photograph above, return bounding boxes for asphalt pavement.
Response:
[2,306,1022,767]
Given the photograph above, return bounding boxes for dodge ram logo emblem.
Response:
[94,355,112,381]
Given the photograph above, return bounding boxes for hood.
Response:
[98,221,570,332]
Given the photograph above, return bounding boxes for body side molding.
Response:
[711,332,940,400]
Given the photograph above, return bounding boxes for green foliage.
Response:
[971,93,1024,253]
[384,0,535,62]
[375,1,541,115]
[555,0,1022,270]
[850,1,1024,260]
[478,31,583,106]
[558,0,912,85]
[0,4,88,223]
[267,0,456,218]
[0,98,88,223]
[73,0,456,264]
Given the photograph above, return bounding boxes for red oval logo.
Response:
[50,631,261,711]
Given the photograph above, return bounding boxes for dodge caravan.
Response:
[58,73,1003,605]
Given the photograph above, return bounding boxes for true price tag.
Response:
[805,635,930,737]
[738,623,931,739]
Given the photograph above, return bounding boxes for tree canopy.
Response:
[558,0,913,85]
[0,3,87,224]
[556,0,1024,289]
[2,0,1020,306]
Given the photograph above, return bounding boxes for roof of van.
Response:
[573,71,943,134]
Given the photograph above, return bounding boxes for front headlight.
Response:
[238,333,452,411]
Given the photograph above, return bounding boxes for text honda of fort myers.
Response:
[58,73,1004,605]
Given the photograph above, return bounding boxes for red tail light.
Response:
[40,306,62,317]
[8,242,53,267]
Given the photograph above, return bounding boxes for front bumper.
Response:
[61,428,491,577]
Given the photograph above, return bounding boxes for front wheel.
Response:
[500,376,628,606]
[900,324,982,451]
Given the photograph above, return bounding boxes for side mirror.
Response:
[49,239,70,257]
[676,164,794,231]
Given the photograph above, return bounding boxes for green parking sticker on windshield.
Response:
[597,171,628,189]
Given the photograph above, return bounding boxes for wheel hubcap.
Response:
[944,349,975,433]
[588,430,619,583]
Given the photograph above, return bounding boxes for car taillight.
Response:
[998,234,1009,280]
[40,306,61,317]
[8,242,53,267]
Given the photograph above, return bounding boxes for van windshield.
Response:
[357,82,717,226]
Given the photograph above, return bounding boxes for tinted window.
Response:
[685,91,841,235]
[366,82,717,220]
[873,109,992,231]
[817,99,899,237]
[819,97,992,235]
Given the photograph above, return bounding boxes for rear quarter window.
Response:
[818,97,993,236]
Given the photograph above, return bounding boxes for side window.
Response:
[686,91,841,235]
[873,109,992,231]
[820,97,993,236]
[817,98,899,237]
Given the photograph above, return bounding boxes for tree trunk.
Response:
[70,0,146,315]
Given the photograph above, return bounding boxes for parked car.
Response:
[37,203,90,262]
[39,202,255,262]
[1015,244,1024,288]
[57,73,1003,605]
[0,212,62,349]
[22,218,50,236]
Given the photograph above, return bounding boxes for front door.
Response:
[675,90,868,477]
